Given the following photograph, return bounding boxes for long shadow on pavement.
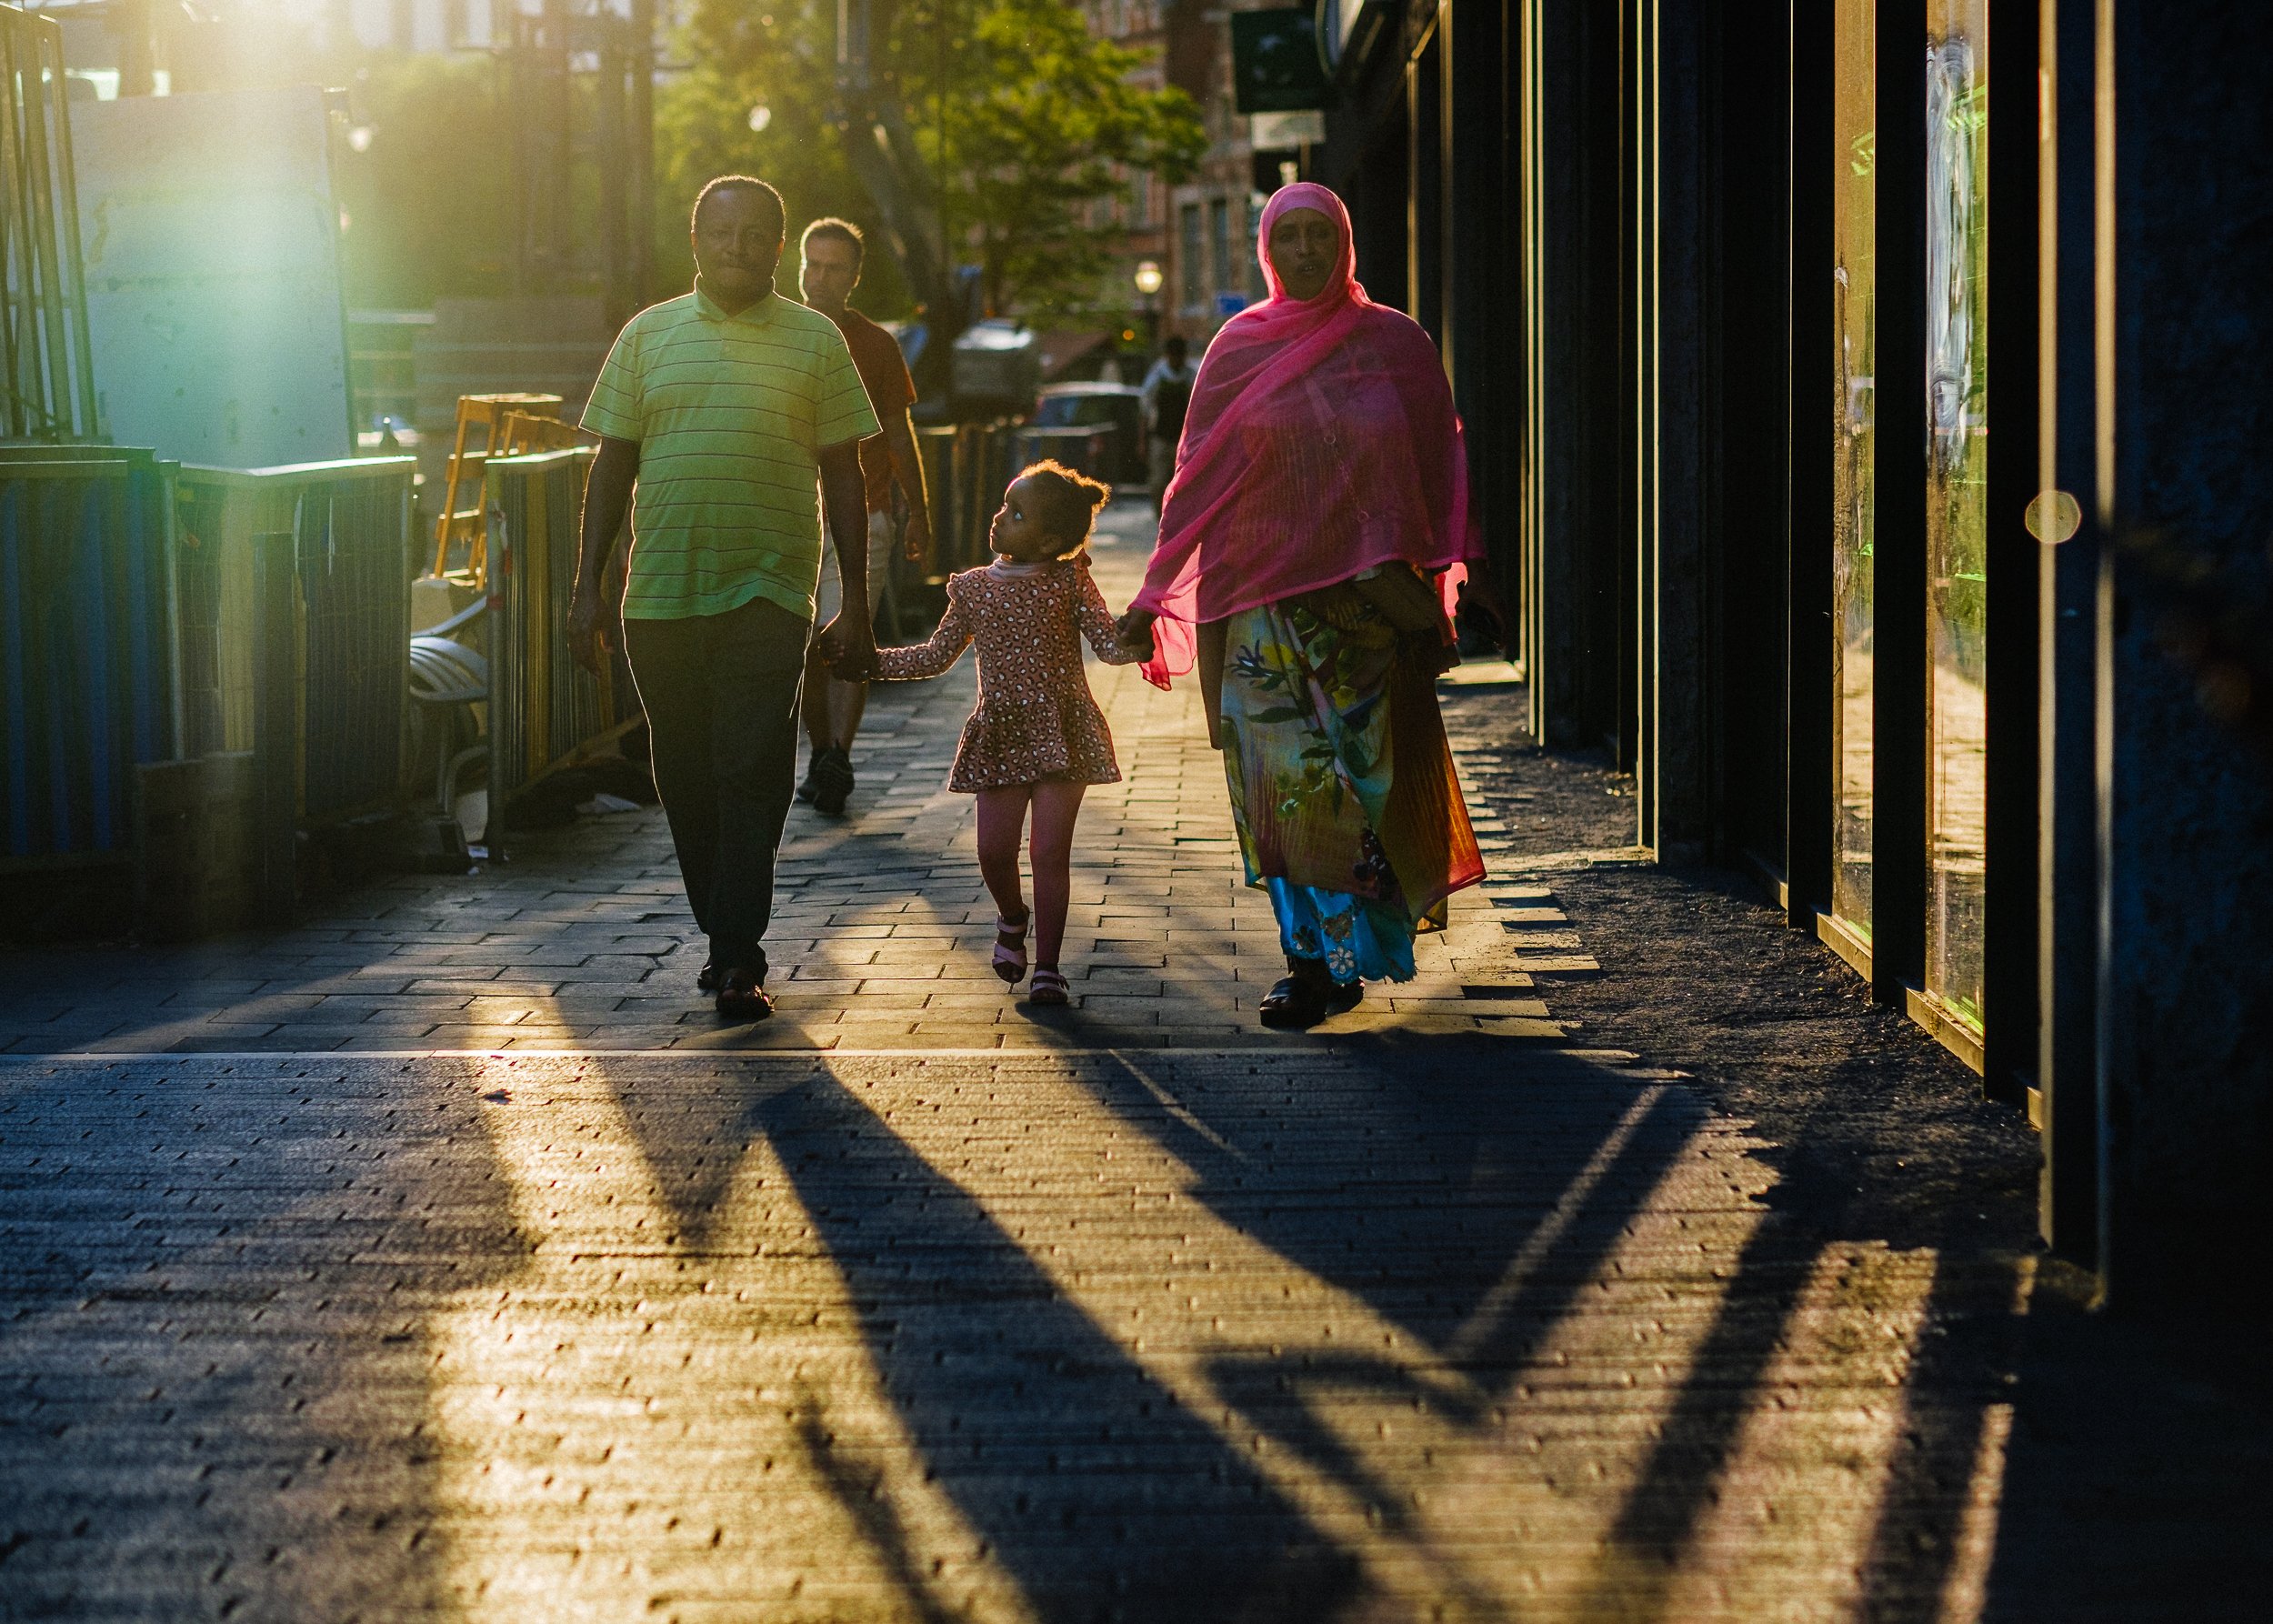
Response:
[752,1067,1367,1623]
[0,1055,521,1621]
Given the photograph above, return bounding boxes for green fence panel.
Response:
[175,457,413,825]
[485,446,629,847]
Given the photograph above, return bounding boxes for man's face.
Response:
[799,236,861,314]
[691,188,783,308]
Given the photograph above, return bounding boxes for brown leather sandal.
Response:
[714,967,773,1022]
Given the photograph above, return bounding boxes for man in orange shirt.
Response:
[796,217,935,817]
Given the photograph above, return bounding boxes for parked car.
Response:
[1031,383,1146,485]
[951,319,1041,412]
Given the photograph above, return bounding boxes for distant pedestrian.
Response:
[859,462,1152,1007]
[1116,183,1511,1029]
[1138,336,1196,516]
[796,216,936,817]
[567,175,883,1023]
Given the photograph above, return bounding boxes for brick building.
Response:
[1082,0,1275,353]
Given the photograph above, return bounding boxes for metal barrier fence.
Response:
[484,446,629,847]
[175,457,415,825]
[916,423,1016,576]
[914,421,1121,580]
[0,447,177,865]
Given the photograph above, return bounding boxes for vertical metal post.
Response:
[1786,0,1837,921]
[1632,0,1658,845]
[2038,0,2104,1270]
[2088,0,2118,1292]
[39,19,95,437]
[1520,0,1545,728]
[1872,0,1929,999]
[250,531,298,924]
[16,9,69,435]
[0,21,25,436]
[1981,0,2044,1107]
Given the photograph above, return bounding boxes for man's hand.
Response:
[1457,567,1512,658]
[1115,607,1158,658]
[817,611,877,681]
[569,436,637,676]
[901,507,932,564]
[567,586,610,674]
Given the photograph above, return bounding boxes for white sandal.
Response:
[1029,967,1070,1006]
[992,913,1030,984]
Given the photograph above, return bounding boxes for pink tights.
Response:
[975,782,1088,970]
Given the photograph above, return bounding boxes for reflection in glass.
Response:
[1924,1,1988,1030]
[1832,0,1877,938]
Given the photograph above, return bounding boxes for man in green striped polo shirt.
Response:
[568,175,881,1022]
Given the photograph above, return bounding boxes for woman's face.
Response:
[1266,207,1339,302]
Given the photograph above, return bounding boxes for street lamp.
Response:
[1133,259,1163,357]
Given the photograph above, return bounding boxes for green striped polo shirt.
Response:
[581,285,883,622]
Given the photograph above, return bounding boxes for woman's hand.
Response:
[1458,567,1512,658]
[1115,607,1158,658]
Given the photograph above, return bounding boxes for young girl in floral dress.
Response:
[868,461,1151,1005]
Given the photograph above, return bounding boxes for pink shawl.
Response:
[1131,182,1479,688]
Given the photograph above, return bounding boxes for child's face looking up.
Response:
[988,476,1073,563]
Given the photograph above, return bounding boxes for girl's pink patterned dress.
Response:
[873,558,1142,791]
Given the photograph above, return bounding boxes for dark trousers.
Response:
[622,596,808,979]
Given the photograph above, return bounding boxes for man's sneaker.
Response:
[809,747,856,817]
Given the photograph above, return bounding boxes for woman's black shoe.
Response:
[715,968,773,1021]
[1258,975,1325,1027]
[1258,957,1356,1028]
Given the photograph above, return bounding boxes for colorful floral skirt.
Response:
[1217,590,1485,984]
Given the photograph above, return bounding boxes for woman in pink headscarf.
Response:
[1115,183,1508,1028]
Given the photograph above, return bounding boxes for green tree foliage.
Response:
[333,55,518,307]
[653,6,904,312]
[662,0,1205,323]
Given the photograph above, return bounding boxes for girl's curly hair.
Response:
[1017,459,1112,555]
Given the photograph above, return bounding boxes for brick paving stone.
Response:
[0,1048,2022,1619]
[0,502,2088,1619]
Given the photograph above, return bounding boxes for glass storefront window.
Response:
[1924,0,1988,1030]
[1832,0,1877,939]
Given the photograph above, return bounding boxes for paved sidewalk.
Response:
[11,504,2231,1621]
[0,503,1566,1057]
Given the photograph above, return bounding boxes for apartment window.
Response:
[1179,202,1205,311]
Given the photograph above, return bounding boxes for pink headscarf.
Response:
[1131,182,1479,687]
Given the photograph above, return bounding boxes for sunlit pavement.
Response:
[0,506,2033,1619]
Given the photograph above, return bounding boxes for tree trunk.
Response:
[836,0,962,400]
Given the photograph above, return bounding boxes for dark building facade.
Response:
[1318,0,2273,1298]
